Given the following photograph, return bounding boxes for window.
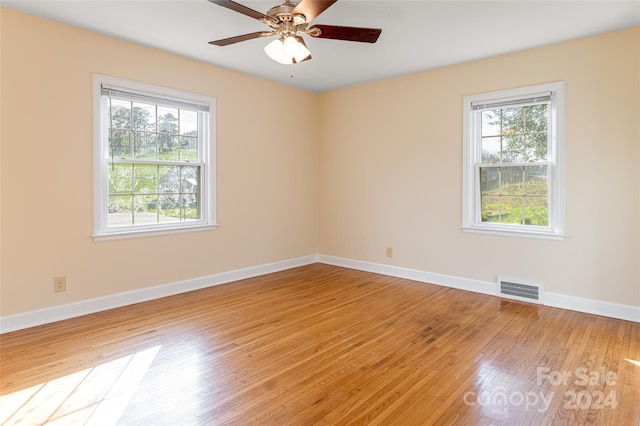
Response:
[462,82,564,239]
[93,75,216,240]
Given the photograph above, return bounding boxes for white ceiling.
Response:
[3,0,639,92]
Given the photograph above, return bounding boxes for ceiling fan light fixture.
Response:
[264,35,311,65]
[291,37,311,63]
[283,35,302,57]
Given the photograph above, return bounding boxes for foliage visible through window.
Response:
[107,98,201,227]
[462,82,564,239]
[94,75,216,239]
[479,104,549,226]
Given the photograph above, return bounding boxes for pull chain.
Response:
[290,63,294,78]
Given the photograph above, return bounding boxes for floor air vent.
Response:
[497,278,543,304]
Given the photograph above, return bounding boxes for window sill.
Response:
[461,225,565,241]
[93,223,218,242]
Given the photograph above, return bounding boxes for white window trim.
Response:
[92,74,217,241]
[462,82,565,240]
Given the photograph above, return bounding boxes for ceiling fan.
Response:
[207,0,382,65]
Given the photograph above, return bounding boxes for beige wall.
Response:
[1,7,639,318]
[0,9,319,316]
[319,27,640,307]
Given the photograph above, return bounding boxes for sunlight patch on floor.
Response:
[624,358,640,368]
[0,345,161,425]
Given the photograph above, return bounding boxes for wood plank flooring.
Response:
[1,263,639,425]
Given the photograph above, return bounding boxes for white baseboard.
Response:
[317,254,640,323]
[0,255,318,334]
[543,292,640,323]
[2,253,637,333]
[317,254,497,296]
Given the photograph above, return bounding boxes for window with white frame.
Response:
[93,75,216,240]
[462,82,564,239]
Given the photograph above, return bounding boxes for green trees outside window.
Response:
[479,104,550,226]
[106,98,201,227]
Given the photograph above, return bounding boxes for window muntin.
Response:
[462,82,564,239]
[94,75,216,240]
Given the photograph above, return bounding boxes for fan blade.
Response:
[209,31,269,46]
[310,24,382,43]
[207,0,276,25]
[290,0,337,23]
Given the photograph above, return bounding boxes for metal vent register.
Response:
[498,278,543,304]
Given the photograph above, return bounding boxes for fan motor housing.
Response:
[267,2,296,20]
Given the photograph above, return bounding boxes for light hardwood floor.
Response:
[1,264,639,425]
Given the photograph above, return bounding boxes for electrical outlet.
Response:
[54,276,66,293]
[386,247,393,257]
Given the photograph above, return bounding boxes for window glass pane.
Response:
[158,106,178,134]
[158,195,180,223]
[180,110,198,136]
[523,196,548,226]
[108,195,133,227]
[134,164,157,194]
[481,195,500,223]
[524,165,548,195]
[181,194,199,220]
[525,132,548,162]
[108,164,133,194]
[500,196,524,224]
[502,135,525,163]
[480,167,500,195]
[132,102,156,131]
[181,137,198,162]
[181,166,199,193]
[159,135,179,161]
[134,132,157,160]
[159,166,180,193]
[481,136,500,163]
[524,104,548,133]
[110,99,131,129]
[501,166,523,195]
[501,107,524,135]
[133,194,157,224]
[110,130,132,159]
[482,110,500,137]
